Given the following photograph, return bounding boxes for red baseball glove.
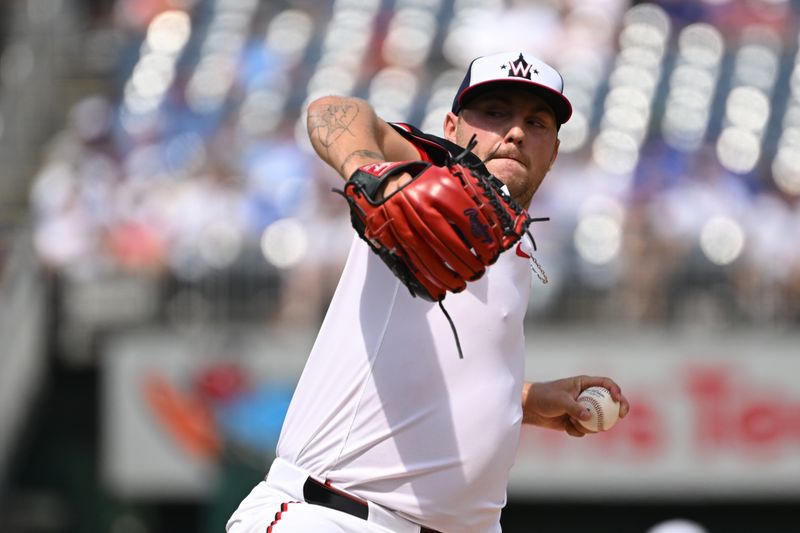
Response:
[335,145,532,302]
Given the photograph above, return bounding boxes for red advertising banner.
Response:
[512,328,800,498]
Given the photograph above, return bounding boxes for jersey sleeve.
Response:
[388,122,484,168]
[388,122,456,166]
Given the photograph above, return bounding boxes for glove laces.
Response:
[523,221,550,285]
[438,300,464,359]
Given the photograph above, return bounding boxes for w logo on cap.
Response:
[453,51,572,123]
[504,53,537,80]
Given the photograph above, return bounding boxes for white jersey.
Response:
[276,233,532,532]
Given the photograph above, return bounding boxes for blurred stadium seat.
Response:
[19,0,800,334]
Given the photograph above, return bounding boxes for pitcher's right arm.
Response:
[306,96,420,180]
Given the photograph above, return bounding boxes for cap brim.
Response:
[456,79,573,125]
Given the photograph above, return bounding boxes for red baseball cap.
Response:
[452,51,573,125]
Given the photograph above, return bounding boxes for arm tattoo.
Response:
[308,102,359,152]
[339,149,383,176]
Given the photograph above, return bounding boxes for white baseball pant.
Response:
[226,458,430,533]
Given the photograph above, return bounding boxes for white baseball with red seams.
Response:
[576,386,620,432]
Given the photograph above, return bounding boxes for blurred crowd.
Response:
[26,0,800,327]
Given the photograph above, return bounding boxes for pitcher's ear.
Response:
[443,112,458,143]
[548,139,560,171]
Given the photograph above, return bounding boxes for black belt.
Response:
[302,477,441,533]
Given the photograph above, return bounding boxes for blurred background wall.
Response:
[1,0,800,532]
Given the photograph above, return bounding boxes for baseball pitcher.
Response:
[227,51,630,533]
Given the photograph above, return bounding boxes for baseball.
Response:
[576,386,620,432]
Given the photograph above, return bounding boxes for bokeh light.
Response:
[574,214,623,265]
[146,10,191,55]
[265,9,314,66]
[592,129,640,175]
[772,145,800,195]
[557,111,589,154]
[726,86,770,133]
[677,23,724,68]
[261,218,309,269]
[699,216,745,266]
[716,127,761,174]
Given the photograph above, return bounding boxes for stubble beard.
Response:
[485,158,538,208]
